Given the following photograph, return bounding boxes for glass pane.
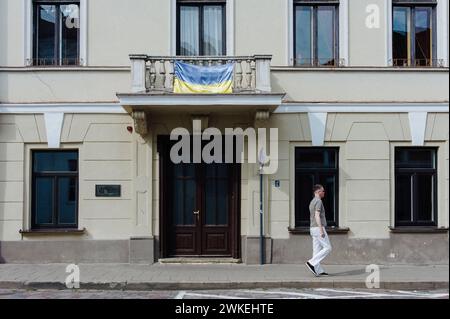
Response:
[35,177,54,225]
[396,174,413,222]
[173,178,184,225]
[318,174,337,225]
[205,179,217,225]
[61,4,80,65]
[184,179,196,225]
[180,6,200,55]
[414,7,432,66]
[58,177,77,224]
[203,5,224,56]
[295,173,314,226]
[416,174,434,222]
[393,6,411,66]
[295,6,313,66]
[217,179,229,225]
[317,6,336,66]
[37,5,56,65]
[395,148,436,169]
[296,148,337,169]
[34,152,78,172]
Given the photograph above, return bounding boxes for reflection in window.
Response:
[32,151,78,229]
[295,148,339,227]
[294,3,339,66]
[393,2,435,67]
[33,2,80,65]
[395,148,437,227]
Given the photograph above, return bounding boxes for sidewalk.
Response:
[0,263,448,291]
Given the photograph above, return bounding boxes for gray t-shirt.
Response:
[309,197,327,227]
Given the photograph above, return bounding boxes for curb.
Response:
[0,281,448,291]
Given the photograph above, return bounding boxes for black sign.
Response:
[96,185,121,197]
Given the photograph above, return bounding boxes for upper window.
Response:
[32,151,79,229]
[392,0,437,67]
[295,148,339,227]
[177,0,226,56]
[395,148,437,227]
[294,0,339,67]
[33,1,80,66]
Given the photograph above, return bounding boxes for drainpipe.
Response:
[259,166,265,265]
[258,149,266,265]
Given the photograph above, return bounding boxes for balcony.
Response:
[128,54,274,94]
[117,55,285,123]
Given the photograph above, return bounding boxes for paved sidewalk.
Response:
[0,263,448,291]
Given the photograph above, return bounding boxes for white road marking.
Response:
[174,291,186,299]
[392,290,449,298]
[315,288,381,295]
[184,292,245,299]
[316,288,448,298]
[237,289,328,299]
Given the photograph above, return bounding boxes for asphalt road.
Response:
[0,288,448,299]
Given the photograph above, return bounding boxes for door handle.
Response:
[193,210,200,215]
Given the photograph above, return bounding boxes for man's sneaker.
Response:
[318,272,329,276]
[305,262,317,276]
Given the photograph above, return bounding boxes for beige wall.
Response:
[269,112,449,240]
[235,0,286,66]
[87,0,170,66]
[0,0,25,67]
[1,0,447,67]
[349,0,388,66]
[1,69,448,103]
[0,113,135,241]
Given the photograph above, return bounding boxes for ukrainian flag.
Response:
[173,61,234,94]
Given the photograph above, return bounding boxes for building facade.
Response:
[0,0,448,265]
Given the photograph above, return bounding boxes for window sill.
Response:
[19,228,86,236]
[389,226,449,234]
[288,227,350,234]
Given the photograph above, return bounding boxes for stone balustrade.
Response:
[129,55,272,94]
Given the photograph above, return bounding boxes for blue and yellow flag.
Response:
[173,61,234,94]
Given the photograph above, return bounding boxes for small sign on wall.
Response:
[95,185,121,197]
[274,180,281,188]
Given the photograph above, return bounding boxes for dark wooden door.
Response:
[161,136,240,257]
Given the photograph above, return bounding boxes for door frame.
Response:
[157,135,241,259]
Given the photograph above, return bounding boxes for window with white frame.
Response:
[392,0,437,67]
[32,0,81,66]
[177,0,226,56]
[293,0,340,66]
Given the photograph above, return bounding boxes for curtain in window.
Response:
[203,5,223,56]
[180,6,199,56]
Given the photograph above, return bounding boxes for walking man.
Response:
[305,184,332,276]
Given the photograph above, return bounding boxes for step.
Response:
[158,257,242,264]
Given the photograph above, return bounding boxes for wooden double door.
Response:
[159,137,240,258]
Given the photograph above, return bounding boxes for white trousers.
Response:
[308,227,332,274]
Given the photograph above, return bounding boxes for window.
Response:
[32,151,79,229]
[392,0,437,67]
[295,148,339,227]
[294,0,339,66]
[395,148,437,227]
[33,1,80,66]
[177,0,226,56]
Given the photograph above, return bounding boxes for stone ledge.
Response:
[288,227,350,235]
[19,228,87,236]
[389,227,449,234]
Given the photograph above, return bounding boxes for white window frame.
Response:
[24,0,88,66]
[387,0,448,67]
[170,0,235,56]
[287,0,349,66]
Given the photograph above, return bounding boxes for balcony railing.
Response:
[129,55,272,94]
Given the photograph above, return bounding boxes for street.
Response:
[0,288,448,299]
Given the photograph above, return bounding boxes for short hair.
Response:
[313,184,324,193]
